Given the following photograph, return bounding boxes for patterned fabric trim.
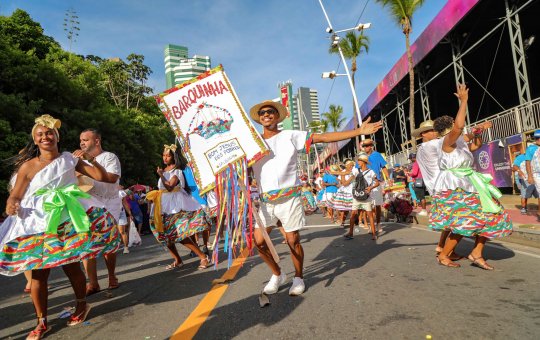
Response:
[305,132,313,154]
[0,207,119,275]
[428,188,512,239]
[150,209,209,244]
[260,186,302,203]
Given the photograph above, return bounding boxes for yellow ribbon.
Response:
[35,184,91,234]
[448,167,503,213]
[32,114,61,139]
[146,187,180,232]
[164,144,177,153]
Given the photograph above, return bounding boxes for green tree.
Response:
[329,30,369,151]
[0,9,173,213]
[322,104,346,132]
[375,0,426,150]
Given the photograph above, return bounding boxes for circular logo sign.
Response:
[478,151,490,170]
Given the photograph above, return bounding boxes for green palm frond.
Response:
[375,0,426,29]
[322,104,346,132]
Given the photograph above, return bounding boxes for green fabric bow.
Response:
[448,167,502,214]
[35,184,91,234]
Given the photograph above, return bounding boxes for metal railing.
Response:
[385,98,540,167]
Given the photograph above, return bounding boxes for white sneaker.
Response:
[123,247,130,254]
[289,277,305,296]
[263,273,287,295]
[418,209,428,216]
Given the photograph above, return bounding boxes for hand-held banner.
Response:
[155,65,268,194]
[155,65,269,267]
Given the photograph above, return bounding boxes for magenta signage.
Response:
[360,0,480,117]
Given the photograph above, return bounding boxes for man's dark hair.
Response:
[81,128,102,140]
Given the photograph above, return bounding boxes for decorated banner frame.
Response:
[155,65,269,194]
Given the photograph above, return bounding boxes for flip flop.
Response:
[343,234,354,240]
[165,262,183,270]
[67,304,92,327]
[26,325,51,340]
[467,254,494,270]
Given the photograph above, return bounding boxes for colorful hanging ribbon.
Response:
[146,187,181,232]
[35,184,91,234]
[448,167,503,213]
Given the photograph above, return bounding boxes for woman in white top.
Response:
[0,115,120,338]
[146,145,210,270]
[329,159,356,226]
[429,85,512,269]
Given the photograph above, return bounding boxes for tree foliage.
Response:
[0,9,174,213]
[322,104,346,132]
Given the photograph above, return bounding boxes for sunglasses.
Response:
[362,144,373,147]
[257,108,277,116]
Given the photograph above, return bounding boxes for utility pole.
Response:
[64,8,80,52]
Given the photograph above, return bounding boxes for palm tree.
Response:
[375,0,425,150]
[322,104,346,132]
[308,120,328,134]
[329,31,369,152]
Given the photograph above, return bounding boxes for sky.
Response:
[1,0,446,124]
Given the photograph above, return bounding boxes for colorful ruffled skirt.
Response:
[428,188,513,239]
[150,209,209,244]
[329,189,353,211]
[0,207,120,275]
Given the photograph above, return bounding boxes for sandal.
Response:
[437,256,461,268]
[467,254,494,270]
[26,318,50,340]
[108,277,120,290]
[165,262,183,270]
[343,234,354,240]
[85,284,100,297]
[67,300,92,326]
[198,256,210,270]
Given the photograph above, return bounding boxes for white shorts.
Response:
[352,199,373,211]
[370,187,384,206]
[256,195,305,233]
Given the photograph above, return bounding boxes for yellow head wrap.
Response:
[163,144,177,153]
[32,114,61,140]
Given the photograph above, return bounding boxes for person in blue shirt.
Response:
[525,129,540,221]
[322,165,340,222]
[361,139,390,227]
[513,152,538,214]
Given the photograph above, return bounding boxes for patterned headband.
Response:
[32,114,61,140]
[163,144,177,153]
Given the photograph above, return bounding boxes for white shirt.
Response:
[314,176,323,190]
[87,151,122,220]
[358,168,377,199]
[416,139,440,196]
[252,130,308,193]
[156,168,200,213]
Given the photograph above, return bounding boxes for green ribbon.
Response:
[448,167,502,214]
[35,184,92,234]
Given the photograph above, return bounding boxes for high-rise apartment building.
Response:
[164,44,211,88]
[296,87,321,131]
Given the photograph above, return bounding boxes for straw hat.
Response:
[412,120,435,137]
[357,152,370,164]
[249,100,288,124]
[77,175,94,193]
[329,164,340,172]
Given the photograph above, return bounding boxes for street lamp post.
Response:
[318,0,371,146]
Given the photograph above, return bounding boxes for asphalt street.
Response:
[1,213,540,339]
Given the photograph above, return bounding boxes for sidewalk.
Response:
[411,194,540,248]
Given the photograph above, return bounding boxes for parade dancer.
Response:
[0,115,119,339]
[79,128,123,295]
[249,100,382,296]
[361,139,389,229]
[346,152,379,240]
[429,85,512,269]
[525,130,540,222]
[322,165,340,222]
[329,159,356,226]
[146,145,210,270]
